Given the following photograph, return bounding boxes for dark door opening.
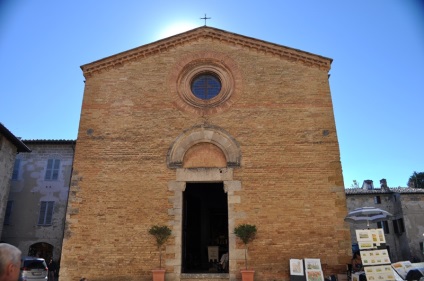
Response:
[182,182,228,273]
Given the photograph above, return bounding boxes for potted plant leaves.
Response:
[149,225,172,281]
[234,224,257,281]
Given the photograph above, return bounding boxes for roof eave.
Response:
[0,123,31,153]
[22,139,76,145]
[81,26,332,78]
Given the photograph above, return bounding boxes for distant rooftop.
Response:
[22,139,76,144]
[345,187,424,194]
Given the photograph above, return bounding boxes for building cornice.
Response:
[81,26,332,78]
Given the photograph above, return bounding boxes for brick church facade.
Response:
[60,26,351,281]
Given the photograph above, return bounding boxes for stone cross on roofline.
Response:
[200,14,211,26]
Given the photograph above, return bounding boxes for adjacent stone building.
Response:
[0,123,30,235]
[59,26,351,281]
[1,140,75,262]
[345,179,424,263]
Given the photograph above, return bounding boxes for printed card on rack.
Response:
[289,259,304,276]
[304,259,324,281]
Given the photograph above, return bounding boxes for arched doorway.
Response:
[28,242,53,261]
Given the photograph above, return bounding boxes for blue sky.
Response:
[1,1,423,188]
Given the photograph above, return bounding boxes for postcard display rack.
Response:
[289,258,325,281]
[355,228,396,281]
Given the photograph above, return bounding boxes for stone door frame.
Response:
[166,125,243,281]
[167,168,242,281]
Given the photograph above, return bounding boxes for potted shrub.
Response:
[149,225,172,281]
[234,224,257,281]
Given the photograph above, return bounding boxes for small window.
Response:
[191,74,221,100]
[393,220,399,234]
[374,196,381,204]
[45,159,60,181]
[383,221,390,234]
[377,221,390,234]
[38,201,54,225]
[4,201,13,225]
[12,159,21,181]
[393,218,405,234]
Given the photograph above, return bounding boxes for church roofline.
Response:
[81,26,332,77]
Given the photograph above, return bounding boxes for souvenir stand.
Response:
[289,258,324,281]
[354,228,396,281]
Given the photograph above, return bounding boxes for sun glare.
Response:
[158,22,199,39]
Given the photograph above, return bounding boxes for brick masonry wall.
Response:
[60,31,351,281]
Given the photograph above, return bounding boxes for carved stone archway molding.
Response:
[167,124,241,169]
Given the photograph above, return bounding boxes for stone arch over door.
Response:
[166,125,243,281]
[28,242,54,261]
[167,124,241,169]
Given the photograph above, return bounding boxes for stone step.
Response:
[180,273,229,281]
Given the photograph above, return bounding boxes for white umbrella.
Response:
[344,207,393,227]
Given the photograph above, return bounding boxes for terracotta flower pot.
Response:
[152,269,166,281]
[240,269,255,281]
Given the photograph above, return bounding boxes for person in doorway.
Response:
[48,258,56,280]
[219,252,229,272]
[0,243,22,281]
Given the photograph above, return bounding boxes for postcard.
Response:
[376,228,386,244]
[370,229,379,244]
[356,229,372,242]
[306,270,324,281]
[361,251,369,258]
[358,241,375,250]
[381,249,389,256]
[364,267,374,274]
[304,259,322,271]
[290,259,304,276]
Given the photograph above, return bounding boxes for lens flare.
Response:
[158,22,198,40]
